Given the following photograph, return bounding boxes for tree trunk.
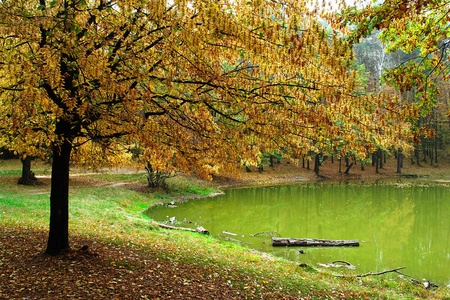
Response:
[378,149,383,169]
[46,139,72,256]
[314,154,320,175]
[258,164,263,173]
[434,124,438,164]
[415,146,421,167]
[338,158,342,173]
[422,143,427,163]
[18,156,36,185]
[269,155,274,168]
[396,149,402,174]
[375,151,379,174]
[344,161,355,174]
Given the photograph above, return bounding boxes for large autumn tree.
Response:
[0,0,412,255]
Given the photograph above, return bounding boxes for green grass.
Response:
[0,159,449,299]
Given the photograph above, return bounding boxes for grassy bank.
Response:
[0,159,449,299]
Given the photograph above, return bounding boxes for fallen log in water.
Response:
[156,223,209,235]
[272,237,359,247]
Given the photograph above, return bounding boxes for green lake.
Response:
[145,179,450,285]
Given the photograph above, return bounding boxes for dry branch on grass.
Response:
[332,266,407,278]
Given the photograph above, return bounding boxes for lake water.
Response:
[145,180,450,285]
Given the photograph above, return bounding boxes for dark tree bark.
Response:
[422,143,427,163]
[258,164,263,173]
[375,151,379,174]
[415,146,421,166]
[18,156,36,185]
[344,161,355,174]
[314,154,320,175]
[434,137,438,164]
[396,149,402,174]
[269,155,274,168]
[338,158,342,173]
[378,149,383,169]
[46,122,73,256]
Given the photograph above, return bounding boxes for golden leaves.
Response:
[0,0,415,176]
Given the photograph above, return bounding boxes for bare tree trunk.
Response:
[269,155,274,168]
[314,154,320,175]
[375,151,379,174]
[396,149,402,174]
[344,161,355,174]
[378,149,383,169]
[258,164,263,173]
[18,156,36,185]
[415,145,421,167]
[46,137,72,256]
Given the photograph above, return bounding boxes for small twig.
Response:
[250,231,281,237]
[332,260,352,266]
[332,266,406,278]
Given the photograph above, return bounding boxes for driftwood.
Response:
[332,266,439,289]
[156,223,209,235]
[332,266,406,278]
[223,231,238,236]
[317,260,356,270]
[251,231,281,237]
[272,237,359,247]
[224,237,253,245]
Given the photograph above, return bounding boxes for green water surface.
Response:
[146,180,450,285]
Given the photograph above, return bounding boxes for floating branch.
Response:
[317,260,356,270]
[251,231,281,237]
[272,237,359,247]
[224,237,253,245]
[223,231,238,236]
[156,223,209,235]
